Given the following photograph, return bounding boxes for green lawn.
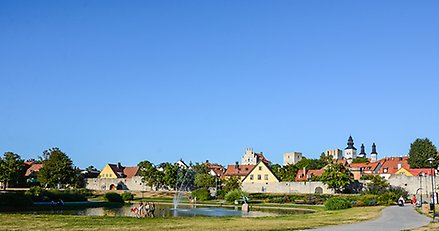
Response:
[0,206,383,231]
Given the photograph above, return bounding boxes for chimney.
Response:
[397,163,402,170]
[235,161,239,169]
[117,162,122,171]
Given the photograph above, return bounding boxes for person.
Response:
[145,201,150,217]
[412,195,417,207]
[138,202,144,217]
[150,202,155,218]
[398,196,405,206]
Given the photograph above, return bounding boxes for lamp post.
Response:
[420,172,424,205]
[428,157,435,221]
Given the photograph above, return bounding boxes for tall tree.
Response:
[320,163,352,193]
[37,148,77,188]
[138,160,164,190]
[407,138,438,168]
[222,176,241,192]
[194,173,216,189]
[0,152,25,189]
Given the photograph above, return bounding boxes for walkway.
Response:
[311,205,430,231]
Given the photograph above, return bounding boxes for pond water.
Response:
[18,204,313,218]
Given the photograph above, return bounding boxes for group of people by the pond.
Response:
[131,202,155,218]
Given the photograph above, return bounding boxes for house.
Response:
[241,148,271,165]
[349,161,382,180]
[206,162,226,177]
[223,161,255,180]
[98,162,139,179]
[395,167,434,177]
[377,156,410,179]
[25,163,44,183]
[175,159,189,169]
[295,169,325,181]
[242,161,279,185]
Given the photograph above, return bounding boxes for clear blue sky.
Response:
[1,1,438,169]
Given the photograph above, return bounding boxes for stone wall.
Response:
[242,181,334,194]
[388,174,439,196]
[85,176,152,191]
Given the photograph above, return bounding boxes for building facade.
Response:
[283,152,303,166]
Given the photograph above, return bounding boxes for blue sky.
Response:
[1,1,438,169]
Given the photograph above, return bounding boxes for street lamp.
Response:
[420,172,424,205]
[428,157,436,221]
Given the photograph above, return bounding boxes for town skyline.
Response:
[1,1,438,169]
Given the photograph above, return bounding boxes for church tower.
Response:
[358,144,366,158]
[371,143,378,162]
[344,136,357,163]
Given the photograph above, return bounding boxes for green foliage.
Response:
[215,189,225,199]
[25,187,88,202]
[138,160,163,189]
[320,163,353,193]
[222,176,241,192]
[121,192,134,201]
[324,197,352,210]
[37,148,78,188]
[352,157,369,164]
[295,158,327,171]
[103,192,124,203]
[194,173,216,189]
[0,192,32,207]
[319,152,334,165]
[0,152,25,189]
[361,175,390,195]
[271,164,297,182]
[407,138,438,168]
[191,188,211,201]
[225,189,247,203]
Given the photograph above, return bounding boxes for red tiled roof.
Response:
[295,169,324,181]
[255,153,270,165]
[25,163,43,177]
[223,164,256,178]
[107,163,139,178]
[407,168,434,176]
[208,164,226,177]
[123,166,139,178]
[377,156,410,174]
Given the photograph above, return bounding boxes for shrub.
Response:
[216,189,225,199]
[268,196,289,204]
[0,192,33,207]
[191,188,210,201]
[25,187,90,202]
[121,192,134,201]
[225,189,247,203]
[103,192,124,203]
[324,197,352,210]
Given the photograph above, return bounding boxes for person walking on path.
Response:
[412,195,417,207]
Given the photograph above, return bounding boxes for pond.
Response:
[16,203,314,218]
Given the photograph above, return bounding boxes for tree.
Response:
[319,152,334,165]
[138,160,163,190]
[37,148,78,188]
[320,163,353,193]
[0,152,25,189]
[407,138,438,168]
[162,162,179,189]
[194,173,216,189]
[352,157,369,164]
[222,176,241,192]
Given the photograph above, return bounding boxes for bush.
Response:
[121,192,134,201]
[191,188,210,201]
[25,187,88,202]
[103,192,124,203]
[225,189,247,203]
[268,196,289,204]
[216,189,225,199]
[325,197,352,210]
[0,192,33,207]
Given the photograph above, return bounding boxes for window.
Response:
[259,166,262,170]
[250,174,254,180]
[384,168,388,173]
[264,174,268,180]
[257,174,261,180]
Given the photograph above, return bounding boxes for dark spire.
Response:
[345,135,357,150]
[371,143,377,154]
[360,144,366,155]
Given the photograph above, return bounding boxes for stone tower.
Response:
[371,143,378,162]
[344,136,357,163]
[284,152,303,166]
[242,147,257,165]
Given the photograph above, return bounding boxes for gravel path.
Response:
[310,205,430,231]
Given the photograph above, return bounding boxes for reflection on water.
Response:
[18,204,313,218]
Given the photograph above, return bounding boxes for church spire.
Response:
[371,143,377,154]
[370,143,378,162]
[345,136,357,150]
[358,143,366,158]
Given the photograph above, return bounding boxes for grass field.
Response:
[0,206,383,231]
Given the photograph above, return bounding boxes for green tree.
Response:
[319,152,334,164]
[138,160,163,190]
[222,176,241,192]
[352,157,369,164]
[320,163,353,193]
[194,173,216,188]
[407,138,438,168]
[162,162,179,189]
[0,152,25,189]
[37,148,78,188]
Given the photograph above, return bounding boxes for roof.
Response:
[223,164,256,178]
[25,163,43,177]
[377,156,410,174]
[295,169,324,181]
[349,161,380,172]
[207,163,226,177]
[407,168,434,176]
[107,163,139,178]
[255,153,270,165]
